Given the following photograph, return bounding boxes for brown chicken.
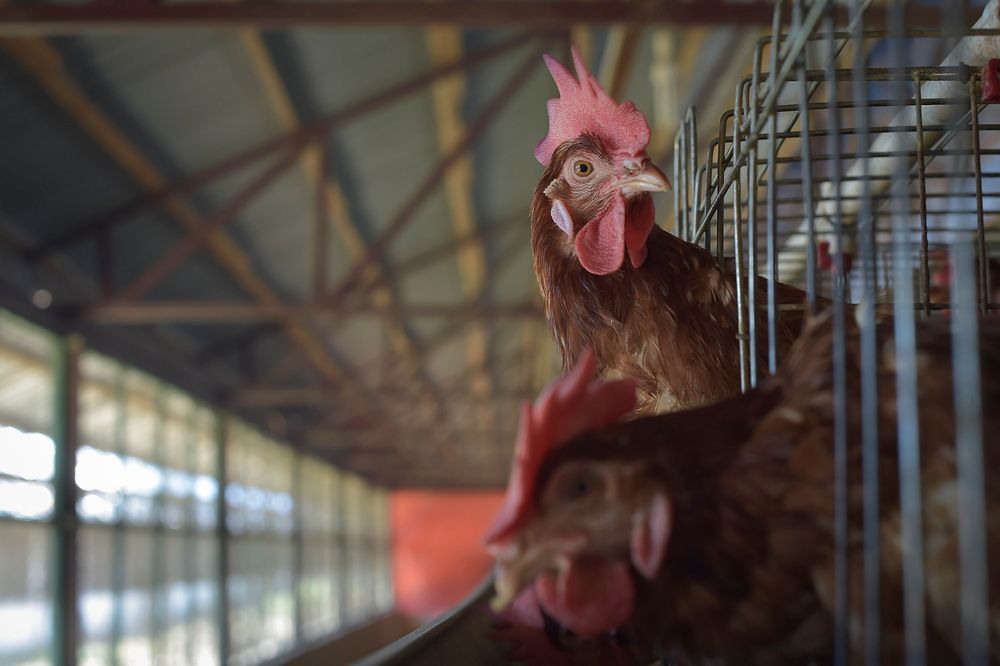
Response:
[532,48,810,414]
[485,314,1000,664]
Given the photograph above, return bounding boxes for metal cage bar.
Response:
[673,0,996,660]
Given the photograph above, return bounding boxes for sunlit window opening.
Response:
[0,311,394,666]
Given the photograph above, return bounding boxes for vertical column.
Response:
[182,402,200,666]
[151,386,167,660]
[52,334,82,666]
[214,412,230,666]
[110,366,127,666]
[330,469,344,631]
[336,474,350,626]
[292,449,304,646]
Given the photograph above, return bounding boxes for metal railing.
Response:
[674,0,997,662]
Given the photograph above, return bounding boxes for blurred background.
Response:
[0,1,977,665]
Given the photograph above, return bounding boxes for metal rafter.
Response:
[296,230,537,453]
[233,385,536,408]
[235,28,447,416]
[112,141,309,303]
[350,212,523,305]
[425,25,496,433]
[0,37,378,419]
[598,24,642,101]
[649,28,707,157]
[83,301,543,324]
[0,2,959,32]
[324,44,547,308]
[24,30,538,259]
[346,217,536,384]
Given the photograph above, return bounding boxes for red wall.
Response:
[391,490,505,619]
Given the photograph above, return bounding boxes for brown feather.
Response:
[532,139,812,414]
[522,315,1000,664]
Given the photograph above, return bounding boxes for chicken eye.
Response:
[558,468,604,502]
[573,160,594,177]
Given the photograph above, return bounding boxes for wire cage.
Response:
[673,0,997,662]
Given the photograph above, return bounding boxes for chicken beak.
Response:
[620,162,671,194]
[488,532,586,612]
[489,538,544,612]
[490,561,524,612]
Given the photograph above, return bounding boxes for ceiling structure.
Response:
[0,1,788,488]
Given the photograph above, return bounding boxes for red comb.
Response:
[483,351,636,545]
[534,46,651,166]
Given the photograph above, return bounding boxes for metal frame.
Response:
[0,313,396,666]
[0,2,959,32]
[673,0,996,660]
[0,25,550,485]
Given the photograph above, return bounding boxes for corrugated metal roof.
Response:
[0,15,756,487]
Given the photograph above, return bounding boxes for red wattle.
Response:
[574,194,626,275]
[534,558,634,637]
[625,194,655,269]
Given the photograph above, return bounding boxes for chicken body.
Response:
[489,315,1000,664]
[531,55,809,414]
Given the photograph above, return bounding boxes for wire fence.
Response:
[674,0,996,662]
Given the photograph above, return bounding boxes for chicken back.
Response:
[486,313,1000,664]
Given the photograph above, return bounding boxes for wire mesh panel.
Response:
[675,0,997,662]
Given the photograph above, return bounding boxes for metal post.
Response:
[914,75,931,318]
[336,474,351,626]
[292,450,304,646]
[52,334,82,666]
[851,2,881,662]
[110,366,127,666]
[794,0,816,312]
[732,80,751,392]
[183,402,200,666]
[747,39,764,386]
[968,78,989,316]
[950,239,989,666]
[889,0,927,661]
[151,386,167,661]
[764,1,782,376]
[214,412,231,666]
[823,5,849,664]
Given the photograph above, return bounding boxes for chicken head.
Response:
[484,352,670,638]
[535,48,671,275]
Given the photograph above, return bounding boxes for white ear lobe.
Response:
[550,199,575,238]
[630,492,671,580]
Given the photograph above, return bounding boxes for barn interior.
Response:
[0,1,997,666]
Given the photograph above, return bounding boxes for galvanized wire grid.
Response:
[674,0,994,662]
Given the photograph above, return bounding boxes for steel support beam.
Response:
[0,2,955,32]
[235,29,445,415]
[598,24,642,101]
[324,45,545,308]
[425,25,495,431]
[0,38,378,420]
[113,142,308,303]
[84,301,543,324]
[347,212,522,306]
[24,31,537,259]
[52,334,82,666]
[213,411,231,666]
[233,385,535,408]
